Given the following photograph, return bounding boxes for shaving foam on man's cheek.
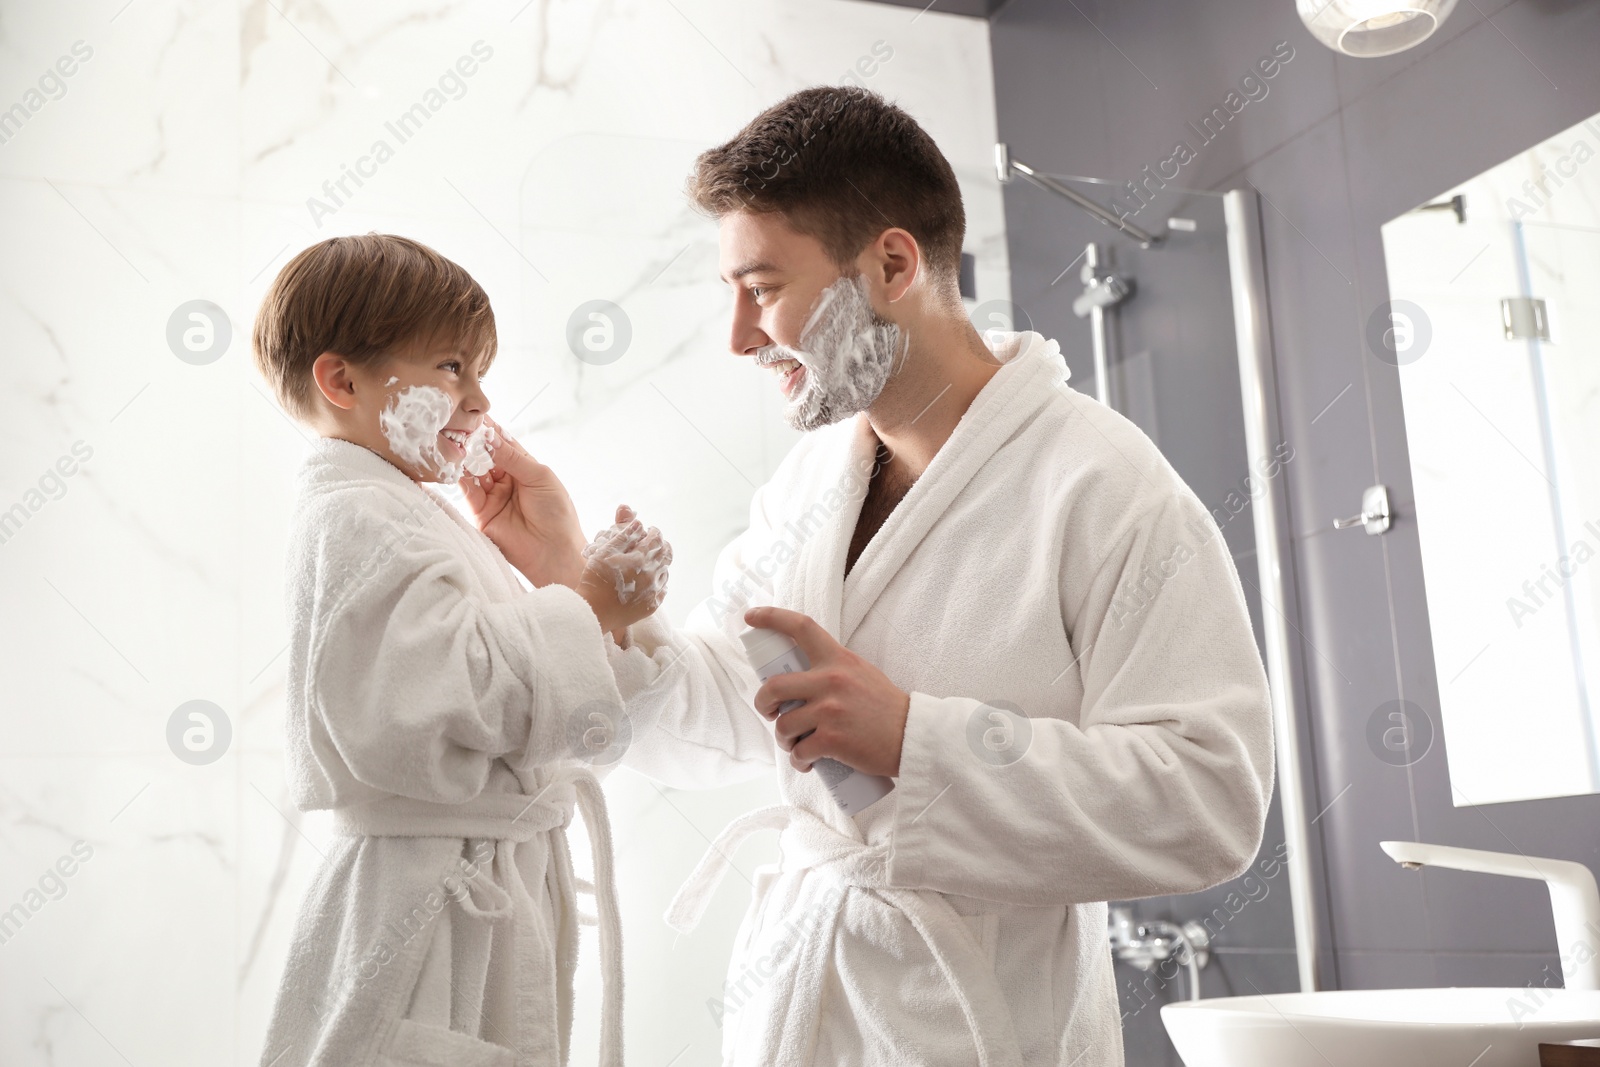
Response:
[762,273,903,432]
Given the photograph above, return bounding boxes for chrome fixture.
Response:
[1073,245,1134,318]
[1108,906,1211,1001]
[1502,296,1550,342]
[1225,188,1319,992]
[1411,193,1466,223]
[1073,242,1134,409]
[1333,484,1392,535]
[1297,0,1458,57]
[994,143,1165,248]
[1382,841,1600,991]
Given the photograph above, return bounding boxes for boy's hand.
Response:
[461,416,586,589]
[578,505,673,639]
[747,606,910,778]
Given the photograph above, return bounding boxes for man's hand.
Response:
[746,606,910,778]
[460,415,585,589]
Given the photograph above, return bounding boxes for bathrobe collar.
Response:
[299,435,470,525]
[301,435,430,495]
[297,436,512,588]
[795,329,1071,646]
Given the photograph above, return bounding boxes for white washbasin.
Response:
[1163,987,1600,1066]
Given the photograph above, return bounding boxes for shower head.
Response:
[1073,274,1133,318]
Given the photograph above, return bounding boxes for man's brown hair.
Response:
[252,234,496,423]
[686,86,965,291]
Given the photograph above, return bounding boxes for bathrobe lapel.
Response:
[772,417,870,641]
[835,334,1069,646]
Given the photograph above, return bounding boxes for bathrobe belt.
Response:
[665,804,1026,1067]
[330,766,625,1067]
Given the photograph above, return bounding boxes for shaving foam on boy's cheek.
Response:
[458,426,495,478]
[377,384,495,483]
[379,385,451,475]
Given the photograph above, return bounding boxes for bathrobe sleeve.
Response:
[604,495,781,791]
[604,611,776,791]
[300,489,626,804]
[885,489,1275,906]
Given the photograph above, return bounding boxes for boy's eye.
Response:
[441,360,463,373]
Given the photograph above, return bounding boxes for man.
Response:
[474,86,1273,1066]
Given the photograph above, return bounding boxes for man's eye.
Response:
[749,286,767,300]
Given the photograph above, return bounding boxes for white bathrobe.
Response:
[260,437,631,1067]
[605,330,1275,1066]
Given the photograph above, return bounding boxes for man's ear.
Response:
[311,351,359,411]
[866,227,921,304]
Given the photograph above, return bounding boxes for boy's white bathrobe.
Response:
[605,330,1275,1066]
[260,438,632,1067]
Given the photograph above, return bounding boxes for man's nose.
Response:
[729,306,769,358]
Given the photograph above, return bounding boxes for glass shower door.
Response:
[1515,219,1600,791]
[1040,182,1307,1059]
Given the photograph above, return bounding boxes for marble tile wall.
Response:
[0,2,1008,1062]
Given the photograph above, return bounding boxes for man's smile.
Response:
[758,354,808,399]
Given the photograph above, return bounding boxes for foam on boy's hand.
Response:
[581,511,673,608]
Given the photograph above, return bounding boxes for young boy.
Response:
[252,234,669,1067]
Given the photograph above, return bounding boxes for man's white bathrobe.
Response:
[605,330,1275,1066]
[260,438,633,1067]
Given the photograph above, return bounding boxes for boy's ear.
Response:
[311,351,359,411]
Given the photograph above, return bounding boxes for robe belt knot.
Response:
[666,803,1026,1067]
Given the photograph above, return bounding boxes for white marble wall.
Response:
[0,1,1008,1063]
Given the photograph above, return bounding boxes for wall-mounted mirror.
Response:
[1380,110,1600,806]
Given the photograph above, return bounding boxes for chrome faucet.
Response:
[1108,905,1211,1001]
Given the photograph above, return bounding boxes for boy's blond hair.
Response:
[252,234,496,423]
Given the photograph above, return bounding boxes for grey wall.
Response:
[984,0,1600,1060]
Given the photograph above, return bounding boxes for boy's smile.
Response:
[312,339,494,484]
[439,425,477,458]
